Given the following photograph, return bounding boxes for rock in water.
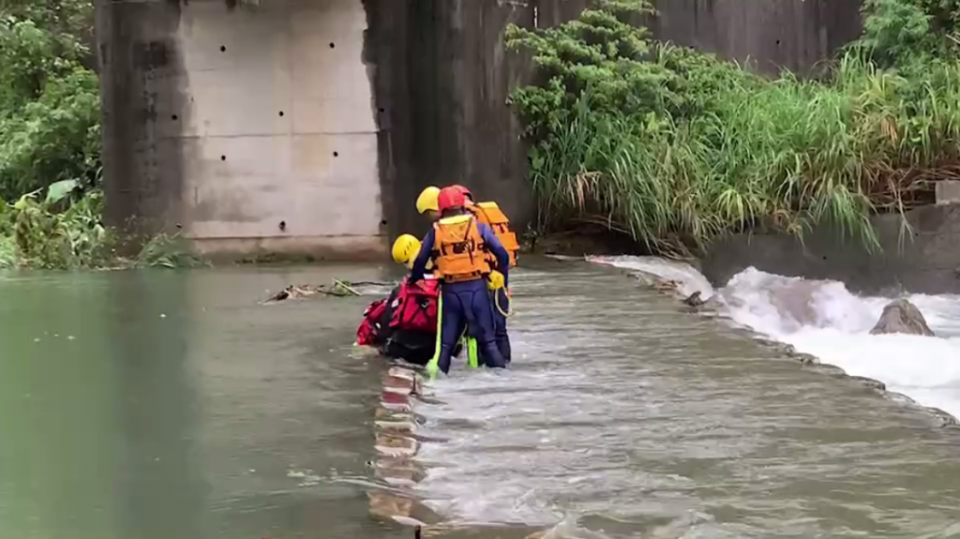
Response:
[683,291,705,307]
[869,299,936,337]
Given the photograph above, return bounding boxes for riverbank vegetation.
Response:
[0,0,199,269]
[507,0,960,256]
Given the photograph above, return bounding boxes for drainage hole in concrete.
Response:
[329,42,335,48]
[279,221,287,231]
[171,114,178,121]
[221,155,226,161]
[333,151,339,157]
[220,45,226,52]
[776,39,781,46]
[279,111,284,117]
[380,219,388,226]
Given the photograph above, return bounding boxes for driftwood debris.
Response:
[264,279,394,303]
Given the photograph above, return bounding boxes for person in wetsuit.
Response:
[449,184,517,363]
[378,235,440,365]
[408,186,510,376]
[416,186,440,222]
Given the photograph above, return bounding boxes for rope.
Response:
[494,287,513,318]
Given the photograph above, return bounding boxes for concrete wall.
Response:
[362,0,548,240]
[97,0,864,259]
[365,0,863,240]
[654,0,863,75]
[96,0,385,259]
[701,205,960,295]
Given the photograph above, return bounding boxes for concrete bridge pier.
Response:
[96,0,388,259]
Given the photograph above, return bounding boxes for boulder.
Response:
[682,291,705,307]
[869,299,936,337]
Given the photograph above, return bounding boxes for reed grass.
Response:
[508,0,960,256]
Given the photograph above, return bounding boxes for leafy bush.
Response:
[0,181,205,270]
[507,0,960,256]
[0,1,101,201]
[5,181,108,269]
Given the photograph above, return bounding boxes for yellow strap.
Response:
[467,337,479,369]
[426,293,442,380]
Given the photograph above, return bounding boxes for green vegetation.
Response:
[507,0,960,256]
[0,0,200,269]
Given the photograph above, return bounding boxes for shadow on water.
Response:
[108,271,204,539]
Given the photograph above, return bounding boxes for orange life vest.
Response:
[468,201,519,268]
[431,215,491,282]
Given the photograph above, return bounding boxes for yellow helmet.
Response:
[416,186,440,215]
[391,234,421,266]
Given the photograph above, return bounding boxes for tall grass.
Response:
[508,0,960,256]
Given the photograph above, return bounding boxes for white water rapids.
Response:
[590,255,960,420]
[371,259,960,537]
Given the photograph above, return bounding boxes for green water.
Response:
[3,262,960,539]
[0,266,404,539]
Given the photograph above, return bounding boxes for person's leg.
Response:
[492,289,512,362]
[455,313,483,368]
[436,290,464,375]
[464,287,507,369]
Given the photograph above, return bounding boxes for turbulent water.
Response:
[381,258,960,539]
[589,256,960,421]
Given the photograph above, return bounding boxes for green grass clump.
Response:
[0,181,205,271]
[507,0,960,256]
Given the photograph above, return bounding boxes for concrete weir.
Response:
[96,0,385,259]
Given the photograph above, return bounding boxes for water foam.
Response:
[590,256,960,420]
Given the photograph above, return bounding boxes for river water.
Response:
[2,259,960,539]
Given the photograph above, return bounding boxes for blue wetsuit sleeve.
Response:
[479,223,510,288]
[409,229,435,283]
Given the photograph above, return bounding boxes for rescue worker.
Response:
[416,186,440,222]
[450,185,520,267]
[367,235,440,365]
[449,185,516,362]
[392,233,422,270]
[415,186,481,367]
[408,186,510,376]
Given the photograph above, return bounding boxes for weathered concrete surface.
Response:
[702,205,960,295]
[936,180,960,205]
[96,0,385,260]
[362,0,544,242]
[98,0,864,260]
[95,0,185,237]
[654,0,862,76]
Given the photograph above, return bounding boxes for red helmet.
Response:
[437,186,466,212]
[449,184,474,201]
